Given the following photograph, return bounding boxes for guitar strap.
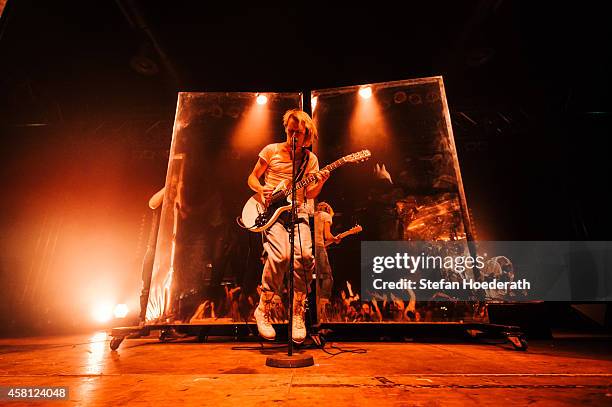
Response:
[294,151,310,183]
[269,152,310,233]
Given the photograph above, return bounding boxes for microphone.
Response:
[289,128,308,139]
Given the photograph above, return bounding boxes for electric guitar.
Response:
[240,150,371,232]
[324,225,362,247]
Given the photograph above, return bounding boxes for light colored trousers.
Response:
[261,216,314,294]
[315,245,333,300]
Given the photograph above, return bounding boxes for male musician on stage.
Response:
[247,109,330,343]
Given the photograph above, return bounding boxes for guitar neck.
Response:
[337,230,354,239]
[283,157,348,197]
[325,228,359,247]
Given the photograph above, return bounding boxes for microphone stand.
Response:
[266,134,314,368]
[288,135,298,357]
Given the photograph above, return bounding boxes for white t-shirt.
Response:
[314,211,332,247]
[258,142,319,206]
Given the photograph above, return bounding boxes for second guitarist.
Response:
[247,109,330,343]
[313,202,340,322]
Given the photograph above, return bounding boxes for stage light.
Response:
[256,94,268,105]
[359,86,372,99]
[92,303,113,323]
[393,91,407,104]
[311,96,318,111]
[130,43,160,76]
[113,304,129,318]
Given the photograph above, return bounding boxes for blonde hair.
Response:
[316,201,334,216]
[282,109,318,147]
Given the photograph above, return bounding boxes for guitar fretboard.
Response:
[282,157,348,197]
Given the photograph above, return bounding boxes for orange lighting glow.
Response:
[231,95,273,151]
[113,304,129,318]
[359,86,372,99]
[348,84,394,159]
[92,303,113,323]
[311,96,318,111]
[256,94,268,105]
[87,332,107,374]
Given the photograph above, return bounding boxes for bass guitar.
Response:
[324,224,362,247]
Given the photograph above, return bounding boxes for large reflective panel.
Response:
[311,77,482,323]
[146,92,302,324]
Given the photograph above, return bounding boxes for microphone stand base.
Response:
[266,353,314,368]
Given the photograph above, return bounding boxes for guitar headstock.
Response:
[350,225,363,233]
[345,149,371,163]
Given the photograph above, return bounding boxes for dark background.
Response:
[0,1,610,333]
